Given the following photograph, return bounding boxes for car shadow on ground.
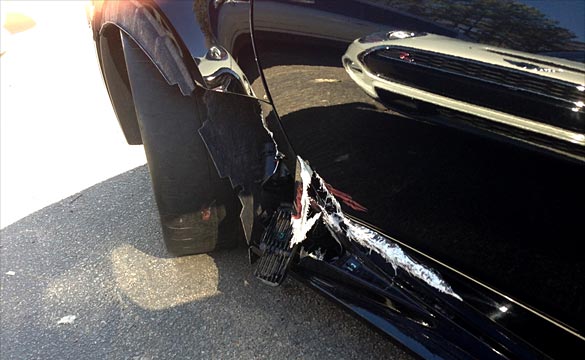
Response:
[0,165,411,360]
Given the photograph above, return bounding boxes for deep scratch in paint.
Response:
[291,157,462,300]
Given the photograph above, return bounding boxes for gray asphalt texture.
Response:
[0,165,413,360]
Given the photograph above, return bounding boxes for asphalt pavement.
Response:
[0,165,412,360]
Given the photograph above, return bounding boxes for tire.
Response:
[120,33,242,256]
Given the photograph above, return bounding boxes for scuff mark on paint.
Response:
[299,247,326,261]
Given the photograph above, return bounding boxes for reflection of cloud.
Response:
[111,245,219,310]
[2,12,36,34]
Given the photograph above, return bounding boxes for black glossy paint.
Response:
[252,0,585,358]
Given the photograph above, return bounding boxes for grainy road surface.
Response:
[0,166,412,360]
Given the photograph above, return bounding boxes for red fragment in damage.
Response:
[201,207,211,221]
[292,181,303,220]
[324,183,368,212]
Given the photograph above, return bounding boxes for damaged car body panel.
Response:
[292,157,462,301]
[252,0,585,358]
[90,0,585,359]
[91,0,295,242]
[280,156,584,359]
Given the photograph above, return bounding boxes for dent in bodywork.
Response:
[292,157,462,300]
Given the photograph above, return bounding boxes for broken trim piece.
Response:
[292,156,462,300]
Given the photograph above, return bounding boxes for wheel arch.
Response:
[92,0,268,145]
[97,24,142,144]
[93,0,209,144]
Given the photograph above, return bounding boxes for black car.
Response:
[88,1,585,358]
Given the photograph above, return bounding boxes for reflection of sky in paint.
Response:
[517,0,585,41]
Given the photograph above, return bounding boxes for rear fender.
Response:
[93,0,264,99]
[91,0,295,243]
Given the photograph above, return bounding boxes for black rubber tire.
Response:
[121,33,242,256]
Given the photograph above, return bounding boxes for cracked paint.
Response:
[292,156,462,300]
[290,158,322,247]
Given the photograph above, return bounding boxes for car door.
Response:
[252,0,585,347]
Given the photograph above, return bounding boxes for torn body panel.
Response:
[283,157,583,359]
[198,90,275,242]
[92,0,272,150]
[291,157,461,300]
[198,90,296,243]
[199,91,271,190]
[94,1,297,244]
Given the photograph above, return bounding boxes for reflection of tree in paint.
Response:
[193,0,215,47]
[369,0,579,52]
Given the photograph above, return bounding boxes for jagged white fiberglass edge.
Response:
[290,156,322,246]
[291,156,462,301]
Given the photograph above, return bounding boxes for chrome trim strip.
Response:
[364,45,583,106]
[353,54,585,146]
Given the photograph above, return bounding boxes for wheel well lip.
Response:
[92,0,206,145]
[100,22,190,89]
[95,0,205,96]
[96,24,143,145]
